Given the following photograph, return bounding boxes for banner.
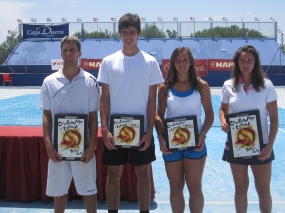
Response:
[51,59,64,70]
[23,24,69,39]
[162,59,207,77]
[208,59,233,71]
[81,59,102,70]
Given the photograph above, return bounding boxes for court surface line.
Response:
[0,98,37,110]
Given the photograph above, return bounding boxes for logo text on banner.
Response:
[162,59,208,77]
[81,59,102,70]
[51,59,64,70]
[23,24,69,39]
[208,59,233,71]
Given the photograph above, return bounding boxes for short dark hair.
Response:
[118,13,141,34]
[61,36,81,51]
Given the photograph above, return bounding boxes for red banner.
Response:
[81,58,102,70]
[162,59,208,77]
[208,59,233,71]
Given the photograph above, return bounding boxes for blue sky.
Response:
[0,0,284,42]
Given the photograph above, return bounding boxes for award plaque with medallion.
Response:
[164,115,199,152]
[226,110,263,161]
[54,114,88,161]
[110,114,144,149]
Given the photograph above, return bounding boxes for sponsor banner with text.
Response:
[51,59,63,70]
[23,24,69,39]
[208,59,233,71]
[81,59,102,70]
[162,59,208,77]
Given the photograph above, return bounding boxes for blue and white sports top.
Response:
[166,87,202,131]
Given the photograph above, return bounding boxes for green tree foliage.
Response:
[0,35,19,64]
[141,23,165,38]
[194,25,265,38]
[73,29,112,38]
[166,29,178,38]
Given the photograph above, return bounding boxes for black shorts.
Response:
[102,135,156,166]
[222,142,275,165]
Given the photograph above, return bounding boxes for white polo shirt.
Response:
[38,68,101,145]
[221,78,278,144]
[97,50,164,132]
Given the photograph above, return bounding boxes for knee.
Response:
[107,169,122,183]
[187,182,202,196]
[169,181,184,194]
[256,185,271,199]
[234,182,249,194]
[135,168,150,182]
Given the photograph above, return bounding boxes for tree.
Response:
[141,23,165,38]
[193,25,265,38]
[73,29,112,38]
[166,29,178,38]
[0,35,19,65]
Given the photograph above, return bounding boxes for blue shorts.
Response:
[163,145,207,162]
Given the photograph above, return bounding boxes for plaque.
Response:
[54,114,87,161]
[164,116,199,152]
[226,110,263,160]
[110,114,144,149]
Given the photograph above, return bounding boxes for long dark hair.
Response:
[232,45,266,91]
[164,47,202,95]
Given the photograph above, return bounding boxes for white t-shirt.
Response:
[38,68,101,145]
[166,87,202,131]
[221,78,278,144]
[97,50,164,132]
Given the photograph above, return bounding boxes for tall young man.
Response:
[38,36,100,213]
[98,13,163,213]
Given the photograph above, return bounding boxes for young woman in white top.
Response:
[155,47,214,213]
[219,45,279,213]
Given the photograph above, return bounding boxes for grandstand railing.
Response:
[13,21,278,39]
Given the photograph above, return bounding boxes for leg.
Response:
[54,194,68,213]
[83,194,97,213]
[230,163,249,213]
[184,156,206,213]
[135,164,151,211]
[251,163,272,213]
[165,160,185,213]
[106,165,123,210]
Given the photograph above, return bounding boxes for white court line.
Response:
[155,201,285,204]
[279,128,285,133]
[0,98,36,110]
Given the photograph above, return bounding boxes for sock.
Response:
[108,210,118,213]
[140,211,149,213]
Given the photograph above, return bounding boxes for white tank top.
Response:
[166,87,202,131]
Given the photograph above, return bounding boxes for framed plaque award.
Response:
[110,114,144,149]
[226,110,263,161]
[164,115,198,152]
[54,114,88,161]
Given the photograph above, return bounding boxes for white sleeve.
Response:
[97,58,109,84]
[38,79,51,110]
[221,82,229,104]
[265,80,278,103]
[149,60,164,86]
[89,78,101,112]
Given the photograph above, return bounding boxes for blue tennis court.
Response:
[0,87,285,212]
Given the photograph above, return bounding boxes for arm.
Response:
[43,110,61,162]
[219,102,230,133]
[258,100,278,160]
[196,81,214,151]
[138,84,157,151]
[100,83,116,150]
[154,84,172,154]
[81,111,98,163]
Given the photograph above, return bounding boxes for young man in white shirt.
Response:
[97,13,163,213]
[39,36,100,213]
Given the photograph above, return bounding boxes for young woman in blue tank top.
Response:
[155,47,214,213]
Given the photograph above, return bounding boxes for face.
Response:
[120,26,140,49]
[61,42,82,65]
[238,52,255,75]
[174,50,191,75]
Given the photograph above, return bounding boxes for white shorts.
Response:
[46,156,97,197]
